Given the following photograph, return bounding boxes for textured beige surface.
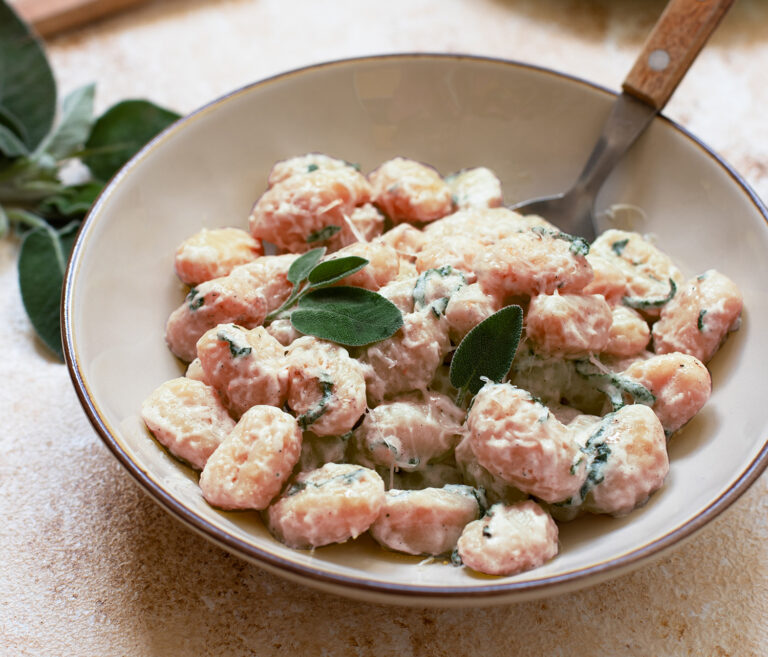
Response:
[2,0,768,655]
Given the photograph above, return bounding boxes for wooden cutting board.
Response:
[14,0,152,37]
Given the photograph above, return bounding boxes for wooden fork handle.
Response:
[622,0,735,109]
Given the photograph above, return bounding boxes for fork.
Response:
[510,0,735,241]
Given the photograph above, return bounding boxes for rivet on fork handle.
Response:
[623,0,736,109]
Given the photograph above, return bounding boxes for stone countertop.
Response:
[2,1,767,655]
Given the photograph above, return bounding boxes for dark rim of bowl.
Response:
[62,53,768,602]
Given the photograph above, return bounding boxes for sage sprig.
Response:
[265,247,369,320]
[449,305,524,405]
[0,0,180,359]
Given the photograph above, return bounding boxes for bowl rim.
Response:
[61,52,768,602]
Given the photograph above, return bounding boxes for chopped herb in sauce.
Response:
[186,287,204,311]
[698,309,708,331]
[611,238,629,256]
[622,279,677,310]
[450,549,463,567]
[575,359,656,411]
[306,225,342,243]
[531,226,590,256]
[217,330,252,358]
[296,373,334,429]
[412,265,465,314]
[306,163,319,173]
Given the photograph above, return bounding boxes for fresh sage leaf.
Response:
[287,247,326,285]
[307,256,368,286]
[38,84,95,160]
[0,0,57,153]
[18,221,79,359]
[38,182,103,219]
[83,100,180,180]
[0,124,29,157]
[291,286,404,347]
[449,305,523,402]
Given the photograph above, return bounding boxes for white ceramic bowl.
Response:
[63,54,768,606]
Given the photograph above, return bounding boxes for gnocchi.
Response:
[143,154,742,577]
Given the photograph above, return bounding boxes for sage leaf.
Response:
[291,286,404,346]
[38,182,103,219]
[0,204,8,238]
[449,305,523,401]
[38,84,95,160]
[287,247,326,285]
[83,100,180,180]
[0,124,29,157]
[0,0,57,153]
[307,256,368,286]
[18,221,79,359]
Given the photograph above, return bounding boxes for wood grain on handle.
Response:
[14,0,151,37]
[622,0,735,109]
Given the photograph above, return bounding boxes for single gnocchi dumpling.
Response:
[526,293,613,357]
[474,229,593,301]
[445,167,503,209]
[571,405,669,516]
[328,241,400,291]
[196,324,287,418]
[412,265,467,316]
[444,282,502,343]
[622,352,711,436]
[456,500,559,576]
[369,157,453,224]
[651,270,743,364]
[141,377,235,470]
[370,486,482,556]
[414,234,484,279]
[467,383,586,503]
[352,390,465,471]
[284,337,367,437]
[376,222,426,256]
[174,227,264,286]
[267,153,359,187]
[165,273,268,363]
[360,309,451,404]
[264,318,302,347]
[603,305,651,357]
[590,229,685,317]
[423,207,549,243]
[249,166,371,253]
[199,405,302,510]
[454,435,528,505]
[266,463,385,549]
[230,254,299,314]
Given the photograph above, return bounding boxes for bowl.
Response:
[62,54,768,606]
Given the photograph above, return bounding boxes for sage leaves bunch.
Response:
[0,0,180,359]
[267,247,404,346]
[449,305,524,405]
